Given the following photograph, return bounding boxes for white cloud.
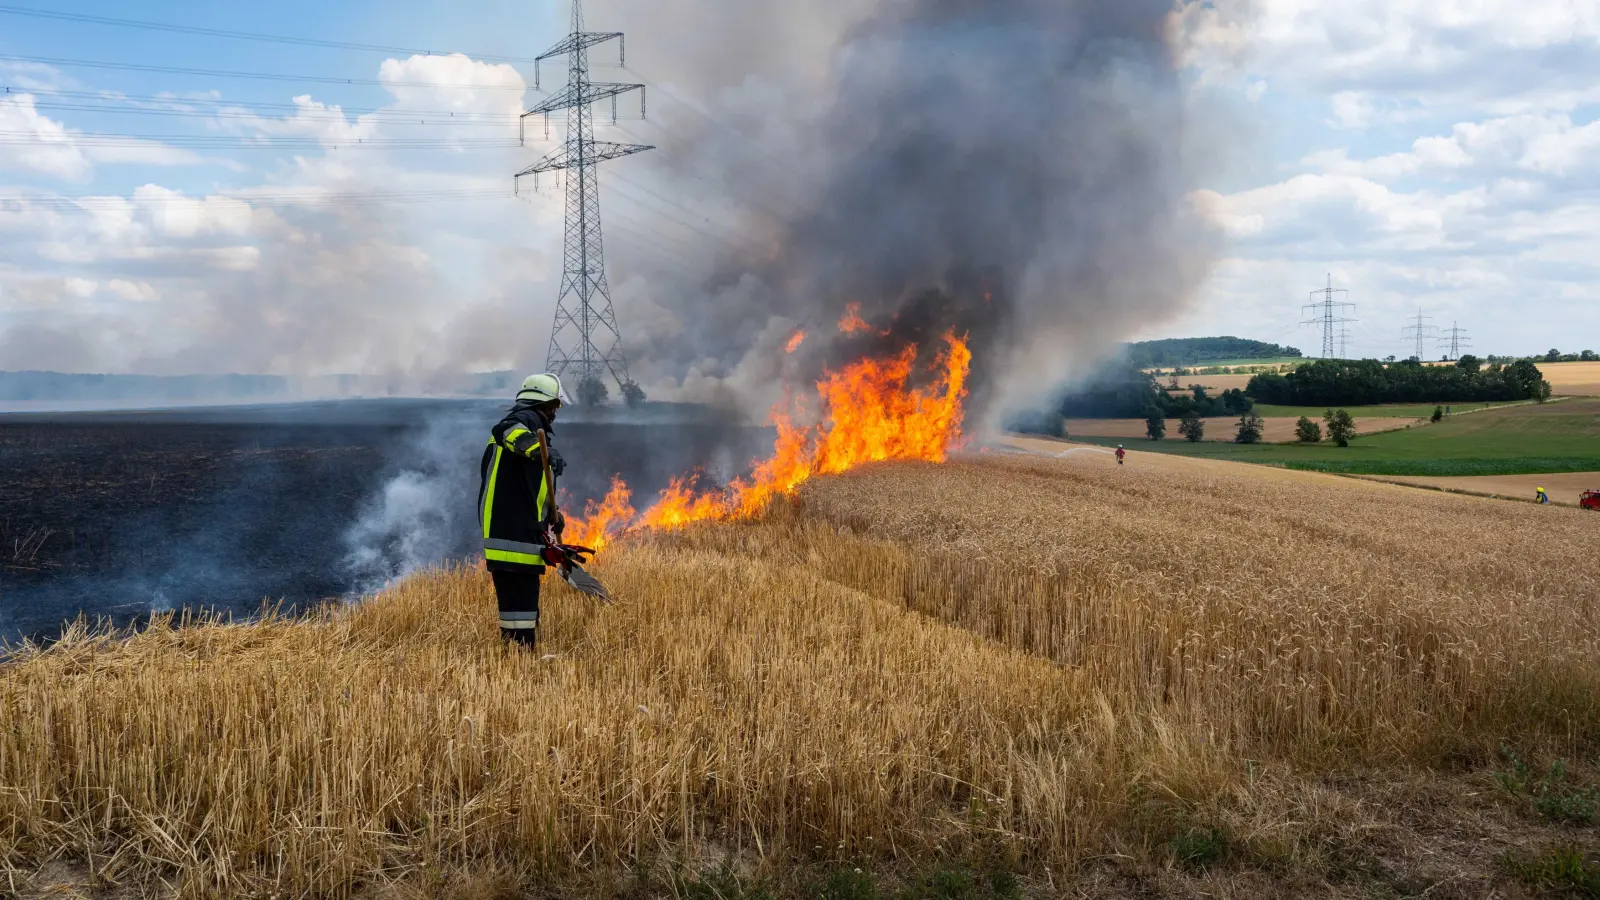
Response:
[0,52,572,378]
[1184,0,1600,113]
[107,279,158,302]
[0,93,90,181]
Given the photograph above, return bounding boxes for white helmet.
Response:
[516,373,566,405]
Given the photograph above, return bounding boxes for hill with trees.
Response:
[1126,336,1303,368]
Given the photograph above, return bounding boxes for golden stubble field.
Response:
[1541,361,1600,396]
[3,452,1599,898]
[1171,361,1600,396]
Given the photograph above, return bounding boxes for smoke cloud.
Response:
[605,0,1222,425]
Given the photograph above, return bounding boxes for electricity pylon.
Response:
[1302,274,1356,359]
[1402,309,1437,361]
[514,0,652,400]
[1439,322,1471,361]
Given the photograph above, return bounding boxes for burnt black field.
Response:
[0,400,771,644]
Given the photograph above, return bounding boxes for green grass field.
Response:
[1086,399,1600,476]
[1251,401,1526,419]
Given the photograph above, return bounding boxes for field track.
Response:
[1355,470,1600,507]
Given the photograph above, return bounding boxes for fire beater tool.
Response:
[536,429,614,604]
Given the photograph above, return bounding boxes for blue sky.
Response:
[1,0,1597,387]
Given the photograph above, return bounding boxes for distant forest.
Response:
[1247,358,1549,406]
[1126,337,1303,368]
[0,371,519,404]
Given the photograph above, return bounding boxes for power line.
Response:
[0,4,546,63]
[0,128,520,150]
[20,99,529,127]
[8,86,523,121]
[0,188,518,211]
[0,55,533,90]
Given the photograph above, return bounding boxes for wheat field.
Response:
[3,450,1598,898]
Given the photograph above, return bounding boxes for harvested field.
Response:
[1064,415,1418,442]
[1169,361,1600,397]
[1156,373,1255,392]
[1358,470,1600,507]
[4,451,1600,898]
[1541,360,1600,396]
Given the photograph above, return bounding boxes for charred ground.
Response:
[0,400,770,643]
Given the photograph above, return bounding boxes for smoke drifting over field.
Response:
[613,0,1220,423]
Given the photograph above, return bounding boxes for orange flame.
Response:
[564,476,635,553]
[566,332,971,546]
[785,330,807,353]
[838,303,870,334]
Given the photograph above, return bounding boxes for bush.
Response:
[1221,388,1253,415]
[1178,411,1205,442]
[577,377,610,407]
[1324,409,1356,447]
[621,381,647,408]
[1235,412,1264,444]
[1144,408,1166,441]
[1431,405,1443,423]
[1294,416,1322,443]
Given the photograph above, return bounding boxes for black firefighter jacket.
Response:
[478,403,559,573]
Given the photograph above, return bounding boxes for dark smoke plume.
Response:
[609,0,1220,425]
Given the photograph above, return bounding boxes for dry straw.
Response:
[2,451,1597,897]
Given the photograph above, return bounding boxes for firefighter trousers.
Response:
[491,569,542,648]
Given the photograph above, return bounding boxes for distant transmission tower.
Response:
[1302,274,1357,359]
[514,0,653,399]
[1402,308,1438,361]
[1338,325,1353,360]
[1439,321,1471,361]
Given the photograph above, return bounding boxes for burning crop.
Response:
[567,331,971,551]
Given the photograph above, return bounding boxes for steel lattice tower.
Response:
[1402,308,1437,361]
[1301,274,1357,359]
[514,0,652,399]
[1439,321,1471,361]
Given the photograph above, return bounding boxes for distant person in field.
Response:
[1115,445,1126,466]
[478,374,569,648]
[1536,486,1550,505]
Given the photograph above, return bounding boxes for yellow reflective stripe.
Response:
[537,466,550,522]
[482,445,502,540]
[505,426,531,445]
[486,548,544,567]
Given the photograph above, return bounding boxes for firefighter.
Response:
[1115,445,1126,466]
[1536,486,1550,505]
[478,373,568,648]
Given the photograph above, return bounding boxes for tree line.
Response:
[1245,357,1549,406]
[1126,336,1302,369]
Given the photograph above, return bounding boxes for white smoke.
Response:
[341,411,481,592]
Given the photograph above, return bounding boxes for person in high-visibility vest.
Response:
[478,374,568,648]
[1536,486,1550,505]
